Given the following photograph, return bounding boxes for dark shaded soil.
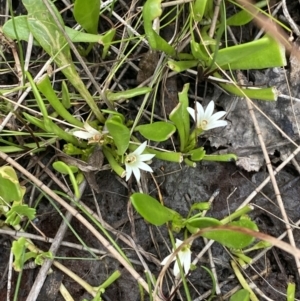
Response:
[1,160,300,300]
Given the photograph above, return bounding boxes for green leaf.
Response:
[212,72,278,101]
[229,289,250,301]
[61,81,71,109]
[26,68,86,147]
[52,161,78,174]
[142,0,176,55]
[3,16,115,46]
[188,147,206,161]
[12,237,27,272]
[135,122,176,142]
[190,202,211,211]
[287,282,296,301]
[99,29,116,58]
[202,153,237,162]
[144,148,183,162]
[37,74,83,127]
[186,217,221,234]
[22,0,105,123]
[218,82,278,101]
[106,87,152,102]
[167,59,198,73]
[52,161,80,198]
[226,1,267,26]
[23,113,47,131]
[5,204,36,226]
[0,166,23,203]
[102,146,126,178]
[169,84,190,152]
[187,217,222,229]
[201,266,217,299]
[74,0,100,34]
[190,40,210,61]
[105,117,130,155]
[35,251,53,265]
[12,238,37,272]
[192,0,209,22]
[202,219,258,249]
[130,193,179,226]
[101,110,125,122]
[212,35,286,70]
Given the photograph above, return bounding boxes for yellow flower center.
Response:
[125,154,136,164]
[181,245,190,252]
[200,119,208,129]
[88,133,104,145]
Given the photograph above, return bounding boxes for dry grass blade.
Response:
[0,151,163,300]
[25,181,87,301]
[245,97,300,274]
[237,0,296,54]
[155,226,300,295]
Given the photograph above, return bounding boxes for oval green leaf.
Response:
[74,0,100,34]
[130,193,178,226]
[135,122,176,142]
[202,219,258,249]
[53,161,78,174]
[186,217,221,234]
[229,289,250,301]
[188,217,222,228]
[188,147,206,161]
[105,118,130,155]
[0,166,23,203]
[192,0,208,22]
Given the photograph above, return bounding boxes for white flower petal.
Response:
[203,100,214,119]
[136,161,153,172]
[175,239,183,248]
[73,130,94,139]
[161,253,174,265]
[133,141,147,156]
[84,123,100,135]
[124,142,155,182]
[125,165,133,181]
[206,120,228,130]
[208,111,226,121]
[138,154,155,161]
[188,101,227,131]
[173,261,180,276]
[161,239,192,277]
[181,250,191,274]
[195,102,204,118]
[132,166,141,182]
[187,107,196,121]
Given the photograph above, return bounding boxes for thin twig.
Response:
[209,0,222,38]
[25,179,87,301]
[0,151,161,300]
[41,0,114,110]
[6,251,13,301]
[245,97,300,275]
[282,0,300,37]
[0,58,53,131]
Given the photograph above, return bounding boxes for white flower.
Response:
[187,100,227,131]
[73,123,104,142]
[125,141,155,182]
[161,239,192,277]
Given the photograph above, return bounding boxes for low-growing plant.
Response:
[0,0,298,299]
